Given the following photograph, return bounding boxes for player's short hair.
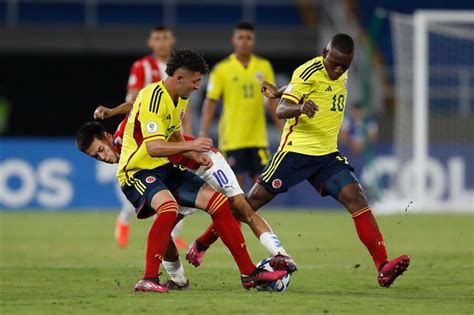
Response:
[331,33,354,55]
[234,21,255,32]
[151,25,172,33]
[165,49,209,76]
[75,121,106,152]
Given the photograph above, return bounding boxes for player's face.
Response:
[176,70,203,99]
[323,48,353,80]
[85,133,118,164]
[232,29,255,56]
[148,30,176,59]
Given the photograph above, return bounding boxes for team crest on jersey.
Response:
[146,121,158,133]
[145,176,156,184]
[272,179,282,189]
[255,72,264,83]
[343,79,348,89]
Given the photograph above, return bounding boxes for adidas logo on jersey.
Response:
[325,85,333,92]
[166,114,171,120]
[287,141,293,146]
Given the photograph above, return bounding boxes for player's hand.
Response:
[190,137,213,152]
[261,81,280,99]
[299,100,319,118]
[93,106,112,119]
[194,154,213,169]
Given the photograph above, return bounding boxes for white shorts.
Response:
[178,150,244,216]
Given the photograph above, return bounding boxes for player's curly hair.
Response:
[75,121,106,152]
[165,49,209,77]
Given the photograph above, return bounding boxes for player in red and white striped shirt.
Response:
[126,25,175,102]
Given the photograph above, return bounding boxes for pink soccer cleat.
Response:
[378,255,410,288]
[186,241,207,267]
[134,278,169,293]
[269,254,298,274]
[241,268,288,290]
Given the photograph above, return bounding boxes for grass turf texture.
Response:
[1,210,473,314]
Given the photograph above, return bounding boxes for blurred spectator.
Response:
[339,103,378,155]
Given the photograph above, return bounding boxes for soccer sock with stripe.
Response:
[352,207,388,271]
[206,192,255,276]
[259,232,289,257]
[143,201,178,279]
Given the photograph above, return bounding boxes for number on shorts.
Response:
[212,170,229,187]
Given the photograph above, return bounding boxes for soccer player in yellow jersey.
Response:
[247,34,410,288]
[116,49,286,292]
[200,22,281,188]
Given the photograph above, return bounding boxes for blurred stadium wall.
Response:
[0,0,472,212]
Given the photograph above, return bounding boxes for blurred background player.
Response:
[339,102,378,156]
[95,25,187,249]
[200,22,282,189]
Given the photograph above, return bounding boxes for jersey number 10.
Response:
[330,95,345,112]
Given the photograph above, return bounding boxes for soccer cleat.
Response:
[134,278,169,293]
[241,268,288,290]
[173,236,188,250]
[269,254,298,274]
[378,255,410,288]
[164,279,190,290]
[114,218,130,248]
[186,241,206,267]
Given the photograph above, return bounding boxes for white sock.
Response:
[162,259,187,285]
[118,204,134,224]
[259,232,289,257]
[171,220,184,239]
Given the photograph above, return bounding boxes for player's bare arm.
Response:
[276,98,319,119]
[199,98,218,137]
[94,100,133,119]
[126,88,140,104]
[261,81,287,99]
[267,97,283,131]
[169,131,213,169]
[146,132,212,157]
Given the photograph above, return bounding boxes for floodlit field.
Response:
[1,210,473,314]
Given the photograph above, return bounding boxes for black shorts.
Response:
[257,151,357,197]
[223,147,270,177]
[121,164,205,219]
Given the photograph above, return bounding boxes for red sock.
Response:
[143,201,178,279]
[197,223,219,248]
[352,207,388,271]
[207,192,255,276]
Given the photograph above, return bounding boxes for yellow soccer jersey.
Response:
[206,53,275,151]
[117,81,188,186]
[279,56,348,156]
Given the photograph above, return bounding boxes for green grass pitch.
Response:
[1,210,473,314]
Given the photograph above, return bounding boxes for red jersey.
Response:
[127,55,162,91]
[113,117,217,170]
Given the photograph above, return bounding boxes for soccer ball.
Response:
[255,258,291,292]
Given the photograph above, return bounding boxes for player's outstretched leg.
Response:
[135,191,179,293]
[333,174,410,287]
[186,192,296,273]
[195,186,288,289]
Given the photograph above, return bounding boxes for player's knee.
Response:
[245,183,274,211]
[339,184,368,213]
